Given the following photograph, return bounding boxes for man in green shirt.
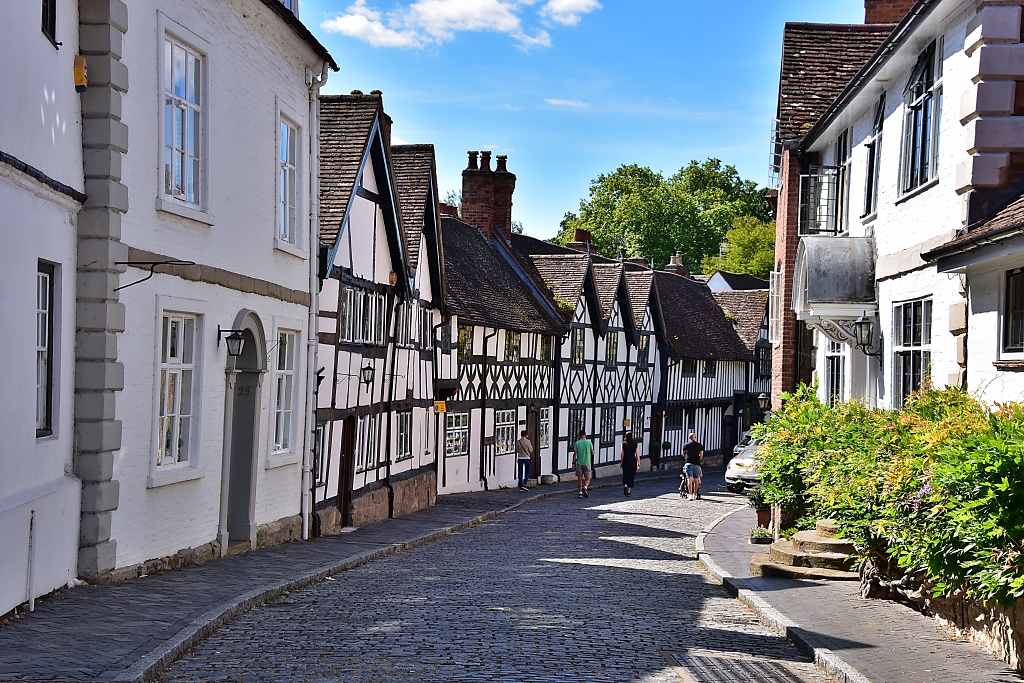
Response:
[572,430,593,498]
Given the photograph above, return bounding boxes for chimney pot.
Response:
[670,251,683,266]
[496,155,508,173]
[572,228,592,245]
[467,151,479,170]
[350,89,363,95]
[370,89,382,95]
[480,151,492,172]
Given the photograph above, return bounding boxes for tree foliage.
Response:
[554,159,771,271]
[699,217,776,279]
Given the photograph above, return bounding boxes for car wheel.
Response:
[726,483,744,493]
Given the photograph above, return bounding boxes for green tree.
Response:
[555,159,771,271]
[699,216,776,279]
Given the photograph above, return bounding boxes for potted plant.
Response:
[749,526,772,544]
[747,484,771,528]
[660,441,672,470]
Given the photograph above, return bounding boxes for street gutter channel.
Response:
[695,506,871,683]
[114,473,682,683]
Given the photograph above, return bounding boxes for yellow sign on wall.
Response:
[433,401,447,413]
[74,56,88,93]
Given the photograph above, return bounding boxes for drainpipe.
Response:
[479,328,498,488]
[301,62,329,541]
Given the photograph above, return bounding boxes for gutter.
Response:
[922,223,1024,262]
[301,62,328,541]
[800,0,939,149]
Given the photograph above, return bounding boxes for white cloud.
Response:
[539,0,601,26]
[545,97,589,108]
[322,0,580,49]
[321,0,423,47]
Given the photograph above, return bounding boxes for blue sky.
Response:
[300,0,864,239]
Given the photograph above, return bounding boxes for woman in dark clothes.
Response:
[620,432,640,496]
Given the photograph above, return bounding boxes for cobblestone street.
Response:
[159,479,829,683]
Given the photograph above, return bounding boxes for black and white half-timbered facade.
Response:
[713,289,772,399]
[314,94,443,529]
[656,270,754,468]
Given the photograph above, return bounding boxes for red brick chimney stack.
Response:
[864,0,916,24]
[664,251,689,276]
[566,228,592,253]
[461,150,516,243]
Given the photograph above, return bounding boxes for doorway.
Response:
[219,310,267,554]
[337,416,355,528]
[526,408,540,484]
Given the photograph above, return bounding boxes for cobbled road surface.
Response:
[159,478,831,683]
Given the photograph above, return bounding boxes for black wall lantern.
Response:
[360,364,375,386]
[757,393,771,412]
[853,313,882,358]
[217,326,246,357]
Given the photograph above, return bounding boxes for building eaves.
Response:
[712,290,769,352]
[623,268,654,329]
[923,188,1024,261]
[256,0,338,71]
[390,144,435,272]
[319,95,381,246]
[655,271,752,362]
[800,0,939,148]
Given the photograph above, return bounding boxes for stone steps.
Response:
[749,518,859,580]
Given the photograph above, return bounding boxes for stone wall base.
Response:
[913,592,1024,671]
[345,470,438,527]
[256,514,302,549]
[392,470,436,518]
[351,487,390,527]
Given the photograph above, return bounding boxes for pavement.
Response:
[700,500,1023,683]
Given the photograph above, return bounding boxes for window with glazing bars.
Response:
[505,331,521,362]
[355,413,380,471]
[164,38,202,205]
[1005,269,1024,351]
[420,303,433,349]
[680,359,697,376]
[768,270,782,343]
[539,407,550,448]
[703,360,717,377]
[631,405,645,435]
[824,340,845,407]
[495,409,517,454]
[157,314,198,468]
[42,0,56,45]
[893,298,932,407]
[571,327,585,366]
[445,412,469,457]
[864,94,886,217]
[396,411,413,461]
[600,407,616,445]
[313,423,327,486]
[605,331,618,366]
[756,341,772,377]
[36,264,54,436]
[273,331,297,451]
[835,129,852,233]
[902,40,942,193]
[458,325,473,361]
[569,408,586,440]
[798,165,840,235]
[540,335,552,361]
[279,119,299,245]
[637,334,649,369]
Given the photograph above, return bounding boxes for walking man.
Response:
[573,430,593,498]
[682,433,704,500]
[516,430,533,491]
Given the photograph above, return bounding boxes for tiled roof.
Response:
[623,265,654,329]
[712,290,768,352]
[319,94,381,246]
[591,262,625,322]
[442,217,562,335]
[529,254,590,321]
[923,189,1024,260]
[391,144,435,271]
[711,271,769,291]
[777,23,893,140]
[510,234,579,256]
[655,271,752,362]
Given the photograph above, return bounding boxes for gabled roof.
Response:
[256,0,338,72]
[591,262,624,321]
[712,290,769,352]
[441,216,562,335]
[923,189,1024,261]
[319,94,381,245]
[710,270,769,291]
[655,271,752,362]
[623,265,654,329]
[391,144,435,272]
[530,254,591,318]
[777,23,894,141]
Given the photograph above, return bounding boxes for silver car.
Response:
[725,440,762,493]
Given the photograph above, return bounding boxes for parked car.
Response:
[733,431,753,455]
[725,440,762,493]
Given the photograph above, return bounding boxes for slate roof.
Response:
[923,189,1024,260]
[319,94,381,246]
[390,144,435,271]
[777,23,893,140]
[623,265,654,329]
[655,271,752,362]
[712,290,769,352]
[442,217,562,335]
[711,271,769,290]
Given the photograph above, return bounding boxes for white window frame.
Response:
[149,295,206,488]
[768,270,782,344]
[445,412,470,457]
[539,407,550,448]
[1003,268,1024,356]
[600,407,616,446]
[892,297,933,408]
[36,263,55,437]
[355,412,381,472]
[834,129,852,234]
[824,340,846,407]
[495,409,517,455]
[396,411,413,461]
[266,319,304,467]
[863,93,886,219]
[900,39,943,196]
[156,14,213,226]
[275,99,305,257]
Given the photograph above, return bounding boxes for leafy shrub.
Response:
[751,526,772,539]
[755,384,1024,607]
[746,484,768,510]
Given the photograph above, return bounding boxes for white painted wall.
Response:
[0,0,83,614]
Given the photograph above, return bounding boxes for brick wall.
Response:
[864,0,915,24]
[771,148,803,409]
[461,150,516,242]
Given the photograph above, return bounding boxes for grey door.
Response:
[227,370,260,542]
